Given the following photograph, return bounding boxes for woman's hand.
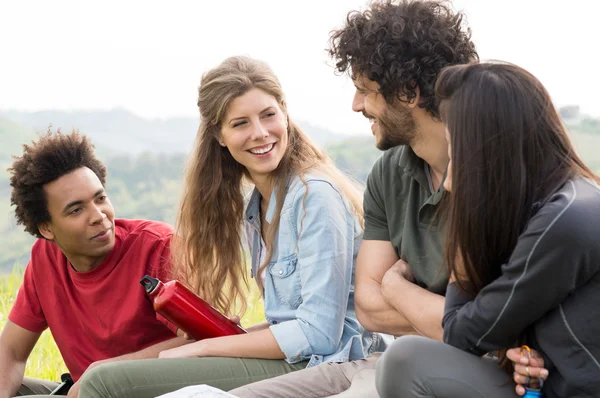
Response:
[506,347,548,396]
[158,339,208,359]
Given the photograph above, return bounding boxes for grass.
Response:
[0,271,266,382]
[0,271,66,381]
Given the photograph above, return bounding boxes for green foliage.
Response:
[575,118,600,135]
[326,136,381,182]
[0,271,67,381]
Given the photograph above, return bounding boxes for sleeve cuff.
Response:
[446,282,473,305]
[270,320,312,364]
[363,228,390,241]
[442,282,473,330]
[8,313,47,334]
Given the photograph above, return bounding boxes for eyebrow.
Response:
[228,106,275,124]
[62,188,105,214]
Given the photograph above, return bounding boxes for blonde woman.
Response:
[79,56,384,397]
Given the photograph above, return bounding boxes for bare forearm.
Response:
[160,328,285,360]
[0,352,25,398]
[111,336,189,362]
[382,276,444,341]
[355,282,416,336]
[245,321,271,333]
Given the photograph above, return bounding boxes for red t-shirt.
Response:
[9,218,177,381]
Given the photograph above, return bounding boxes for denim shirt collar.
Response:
[246,178,290,225]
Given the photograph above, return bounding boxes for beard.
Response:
[374,105,417,150]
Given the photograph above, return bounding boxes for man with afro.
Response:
[0,131,187,397]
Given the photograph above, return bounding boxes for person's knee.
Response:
[376,335,438,398]
[78,362,119,398]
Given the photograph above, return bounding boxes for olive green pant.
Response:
[78,357,308,398]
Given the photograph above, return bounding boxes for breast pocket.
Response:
[268,254,302,307]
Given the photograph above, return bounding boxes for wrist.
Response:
[192,339,211,357]
[381,272,408,301]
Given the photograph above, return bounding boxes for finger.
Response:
[230,315,241,325]
[506,347,522,362]
[513,373,528,385]
[526,356,545,368]
[515,384,526,396]
[514,364,549,379]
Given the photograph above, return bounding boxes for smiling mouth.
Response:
[248,143,275,155]
[91,227,112,240]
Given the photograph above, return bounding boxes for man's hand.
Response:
[506,347,548,396]
[381,259,415,300]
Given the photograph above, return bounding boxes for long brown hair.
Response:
[437,62,599,295]
[172,56,364,315]
[436,62,600,368]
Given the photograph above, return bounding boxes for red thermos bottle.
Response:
[140,275,246,340]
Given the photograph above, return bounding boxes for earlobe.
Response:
[38,223,54,241]
[407,86,421,109]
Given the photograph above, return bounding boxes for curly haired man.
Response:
[0,131,188,398]
[230,1,478,397]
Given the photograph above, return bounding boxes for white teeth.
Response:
[249,143,274,155]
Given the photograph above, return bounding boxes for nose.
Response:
[250,121,269,140]
[352,90,364,113]
[89,204,106,225]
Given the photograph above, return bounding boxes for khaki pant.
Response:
[78,357,308,398]
[230,353,381,398]
[16,376,61,397]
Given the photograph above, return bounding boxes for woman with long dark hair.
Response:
[376,62,600,398]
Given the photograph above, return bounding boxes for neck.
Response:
[251,173,275,208]
[410,110,449,179]
[65,252,110,273]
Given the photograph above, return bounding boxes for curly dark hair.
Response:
[8,129,107,238]
[329,0,478,118]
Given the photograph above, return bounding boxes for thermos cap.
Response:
[140,275,160,294]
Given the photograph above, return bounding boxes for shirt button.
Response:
[278,270,283,275]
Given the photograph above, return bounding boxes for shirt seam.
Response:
[559,304,600,372]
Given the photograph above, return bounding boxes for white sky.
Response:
[0,0,598,135]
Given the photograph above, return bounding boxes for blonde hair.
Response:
[172,56,364,315]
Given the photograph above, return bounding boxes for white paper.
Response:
[155,385,238,398]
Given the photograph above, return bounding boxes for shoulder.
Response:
[287,173,345,207]
[372,145,405,172]
[529,178,600,247]
[30,238,61,266]
[115,218,173,242]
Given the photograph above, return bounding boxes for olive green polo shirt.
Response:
[363,145,448,294]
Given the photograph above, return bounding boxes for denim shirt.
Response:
[245,174,388,368]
